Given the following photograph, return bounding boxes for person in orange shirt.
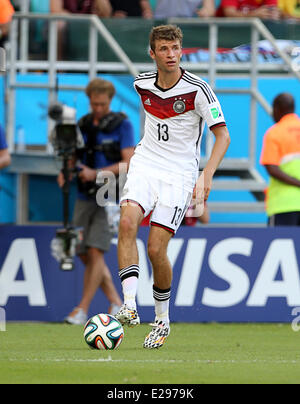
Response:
[0,0,14,46]
[260,93,300,226]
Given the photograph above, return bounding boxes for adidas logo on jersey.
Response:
[144,98,151,106]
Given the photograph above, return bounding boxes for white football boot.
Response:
[108,303,122,316]
[143,320,170,349]
[114,304,140,327]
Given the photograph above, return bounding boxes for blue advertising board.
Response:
[0,225,300,323]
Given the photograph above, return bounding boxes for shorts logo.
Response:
[210,106,221,119]
[173,98,186,114]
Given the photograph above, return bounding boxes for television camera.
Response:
[49,103,84,271]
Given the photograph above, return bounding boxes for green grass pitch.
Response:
[1,322,300,384]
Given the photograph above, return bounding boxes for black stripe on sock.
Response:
[153,285,171,301]
[119,265,139,282]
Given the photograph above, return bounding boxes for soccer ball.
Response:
[83,313,124,350]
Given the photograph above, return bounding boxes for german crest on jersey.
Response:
[173,98,186,114]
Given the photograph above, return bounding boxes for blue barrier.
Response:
[0,225,300,323]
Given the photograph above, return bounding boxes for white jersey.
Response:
[131,69,226,192]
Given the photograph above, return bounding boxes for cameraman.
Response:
[58,78,136,325]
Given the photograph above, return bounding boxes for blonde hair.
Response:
[149,25,183,52]
[85,78,116,99]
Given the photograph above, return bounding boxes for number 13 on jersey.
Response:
[157,123,169,141]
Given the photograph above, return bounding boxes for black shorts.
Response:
[268,211,300,226]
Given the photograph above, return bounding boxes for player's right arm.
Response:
[204,125,230,179]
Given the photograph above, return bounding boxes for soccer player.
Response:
[115,25,230,349]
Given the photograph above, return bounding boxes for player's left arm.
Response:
[193,125,230,201]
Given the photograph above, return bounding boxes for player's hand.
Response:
[203,169,213,201]
[78,164,97,183]
[193,170,212,201]
[192,171,208,217]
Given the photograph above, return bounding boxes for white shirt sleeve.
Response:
[195,83,226,129]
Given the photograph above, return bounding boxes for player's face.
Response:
[150,39,182,74]
[89,92,111,121]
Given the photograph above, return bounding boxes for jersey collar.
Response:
[154,68,185,92]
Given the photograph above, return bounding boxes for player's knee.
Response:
[147,242,163,263]
[119,215,137,237]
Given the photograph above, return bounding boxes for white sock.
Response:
[119,265,139,310]
[153,285,171,327]
[122,276,138,310]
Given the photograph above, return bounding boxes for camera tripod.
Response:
[55,153,78,271]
